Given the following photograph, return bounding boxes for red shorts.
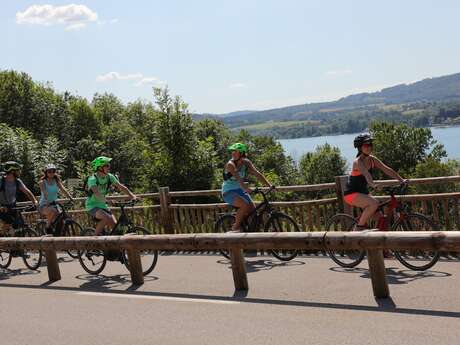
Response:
[343,192,358,205]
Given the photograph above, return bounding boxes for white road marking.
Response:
[76,291,240,305]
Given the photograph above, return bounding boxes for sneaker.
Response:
[352,224,367,232]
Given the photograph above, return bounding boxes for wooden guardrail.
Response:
[1,231,459,298]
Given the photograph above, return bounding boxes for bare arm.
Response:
[371,156,405,182]
[113,182,136,200]
[246,159,272,187]
[20,185,38,206]
[39,180,48,205]
[57,180,73,201]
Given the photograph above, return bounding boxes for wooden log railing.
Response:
[19,175,460,234]
[1,231,460,298]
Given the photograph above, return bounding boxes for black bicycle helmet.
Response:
[353,133,373,148]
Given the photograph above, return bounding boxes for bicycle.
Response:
[0,205,43,270]
[326,183,440,271]
[35,201,84,259]
[215,186,299,261]
[78,199,158,276]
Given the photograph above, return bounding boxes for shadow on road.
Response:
[75,273,158,291]
[216,257,305,273]
[0,281,459,319]
[0,268,40,280]
[329,266,451,285]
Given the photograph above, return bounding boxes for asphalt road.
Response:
[1,253,459,345]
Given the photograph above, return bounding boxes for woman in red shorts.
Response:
[343,133,407,230]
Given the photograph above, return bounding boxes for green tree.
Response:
[370,122,446,177]
[299,143,347,184]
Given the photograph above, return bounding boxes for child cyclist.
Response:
[85,156,137,235]
[221,143,273,232]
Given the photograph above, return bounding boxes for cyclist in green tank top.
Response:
[86,156,137,235]
[222,143,273,232]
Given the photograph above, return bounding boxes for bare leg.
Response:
[94,210,117,235]
[41,206,59,227]
[232,196,255,231]
[350,193,379,227]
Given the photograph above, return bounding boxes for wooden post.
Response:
[230,248,248,291]
[159,187,174,234]
[126,248,144,285]
[44,249,61,282]
[335,175,352,215]
[366,249,389,298]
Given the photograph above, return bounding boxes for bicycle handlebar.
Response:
[252,185,276,195]
[382,182,408,196]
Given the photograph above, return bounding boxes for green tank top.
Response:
[222,163,248,193]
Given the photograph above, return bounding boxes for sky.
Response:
[2,0,460,114]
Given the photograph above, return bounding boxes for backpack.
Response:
[83,174,113,197]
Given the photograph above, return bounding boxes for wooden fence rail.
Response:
[1,231,460,298]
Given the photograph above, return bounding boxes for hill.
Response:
[198,72,460,138]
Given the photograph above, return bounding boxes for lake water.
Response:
[279,126,460,167]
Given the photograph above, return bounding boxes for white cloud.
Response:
[96,72,165,87]
[16,4,98,30]
[229,82,248,89]
[325,69,353,77]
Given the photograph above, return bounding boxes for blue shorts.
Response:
[222,189,252,206]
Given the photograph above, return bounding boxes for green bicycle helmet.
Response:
[3,161,23,172]
[227,143,248,154]
[91,156,112,172]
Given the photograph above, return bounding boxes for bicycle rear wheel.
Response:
[22,228,43,270]
[78,227,106,275]
[326,213,365,268]
[122,226,158,276]
[392,213,440,271]
[63,220,83,259]
[214,214,235,260]
[265,212,299,261]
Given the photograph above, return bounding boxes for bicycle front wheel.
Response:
[63,220,83,259]
[0,234,12,269]
[326,213,365,268]
[122,226,158,276]
[78,227,106,275]
[392,213,440,271]
[214,214,235,260]
[22,228,43,270]
[265,213,299,261]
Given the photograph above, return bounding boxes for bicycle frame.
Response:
[241,187,275,231]
[105,201,135,235]
[373,185,408,231]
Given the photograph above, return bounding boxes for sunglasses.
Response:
[46,169,56,173]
